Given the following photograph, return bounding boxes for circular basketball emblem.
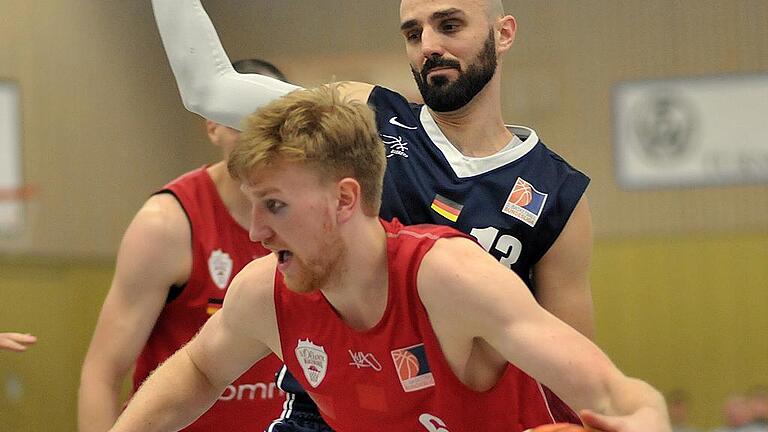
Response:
[393,350,420,380]
[509,182,533,207]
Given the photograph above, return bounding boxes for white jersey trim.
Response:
[536,381,557,424]
[272,366,295,422]
[419,106,539,179]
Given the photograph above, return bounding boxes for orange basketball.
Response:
[509,183,533,206]
[525,423,593,432]
[393,350,420,380]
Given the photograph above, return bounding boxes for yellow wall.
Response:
[2,233,766,430]
[0,257,113,431]
[592,233,768,427]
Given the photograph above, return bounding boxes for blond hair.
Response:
[228,85,386,215]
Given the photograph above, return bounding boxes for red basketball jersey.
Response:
[275,219,558,432]
[133,166,284,431]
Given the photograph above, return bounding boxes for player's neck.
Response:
[428,76,512,158]
[320,217,389,331]
[206,161,251,230]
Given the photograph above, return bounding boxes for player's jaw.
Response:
[267,227,346,295]
[411,27,497,112]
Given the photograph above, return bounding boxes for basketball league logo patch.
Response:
[502,177,548,227]
[390,343,435,392]
[208,249,233,289]
[296,339,328,388]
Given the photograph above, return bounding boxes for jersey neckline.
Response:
[419,105,539,179]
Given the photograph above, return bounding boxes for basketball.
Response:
[393,350,420,380]
[509,183,533,206]
[524,423,593,432]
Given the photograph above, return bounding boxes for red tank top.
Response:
[133,166,284,431]
[275,219,557,432]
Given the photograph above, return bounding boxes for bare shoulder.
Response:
[417,236,500,303]
[418,236,533,313]
[224,254,278,314]
[335,81,376,103]
[553,194,592,251]
[535,194,593,285]
[114,193,191,287]
[127,193,190,246]
[220,254,279,348]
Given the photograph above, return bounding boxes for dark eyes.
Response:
[441,21,461,32]
[404,20,462,42]
[405,30,421,42]
[265,199,285,213]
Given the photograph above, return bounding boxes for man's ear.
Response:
[336,177,361,223]
[206,120,220,144]
[496,15,517,53]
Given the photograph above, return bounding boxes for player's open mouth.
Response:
[277,250,293,271]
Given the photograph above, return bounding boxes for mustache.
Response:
[421,56,461,80]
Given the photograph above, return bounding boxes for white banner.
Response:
[613,73,768,189]
[0,80,23,235]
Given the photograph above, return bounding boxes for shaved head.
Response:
[400,0,506,23]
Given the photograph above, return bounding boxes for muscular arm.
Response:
[78,194,191,432]
[419,238,669,432]
[533,195,595,339]
[150,0,372,129]
[109,256,279,432]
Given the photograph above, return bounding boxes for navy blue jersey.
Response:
[374,86,589,289]
[270,86,589,430]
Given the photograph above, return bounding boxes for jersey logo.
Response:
[381,134,410,158]
[388,116,418,130]
[502,177,548,227]
[349,350,382,371]
[430,194,463,223]
[208,249,233,289]
[295,339,328,388]
[390,343,435,392]
[419,414,451,432]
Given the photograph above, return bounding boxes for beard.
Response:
[411,28,498,112]
[283,227,346,294]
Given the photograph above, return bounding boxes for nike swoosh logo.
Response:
[388,116,418,130]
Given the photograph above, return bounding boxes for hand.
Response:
[580,408,671,432]
[0,332,37,352]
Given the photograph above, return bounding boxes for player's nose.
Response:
[249,209,274,243]
[420,27,445,58]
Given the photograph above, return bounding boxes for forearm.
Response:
[78,369,125,432]
[602,376,667,418]
[150,0,300,129]
[110,348,223,432]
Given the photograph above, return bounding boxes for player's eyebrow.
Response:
[431,8,464,21]
[400,8,465,32]
[241,184,280,198]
